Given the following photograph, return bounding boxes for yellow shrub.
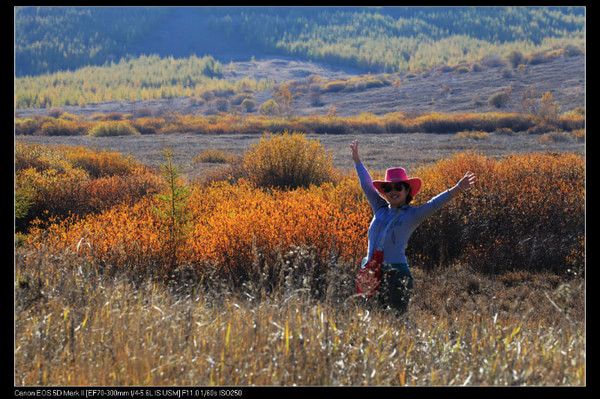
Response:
[88,121,140,136]
[242,131,336,189]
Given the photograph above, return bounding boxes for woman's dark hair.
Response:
[402,182,413,205]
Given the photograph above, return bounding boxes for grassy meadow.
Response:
[14,133,585,386]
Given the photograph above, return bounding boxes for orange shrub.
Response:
[40,118,88,136]
[23,152,583,277]
[61,146,140,178]
[410,152,584,274]
[131,117,166,135]
[15,143,162,232]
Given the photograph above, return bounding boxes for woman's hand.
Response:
[350,139,361,164]
[456,171,476,192]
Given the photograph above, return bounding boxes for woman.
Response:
[350,139,475,313]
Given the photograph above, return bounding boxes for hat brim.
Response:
[373,177,422,197]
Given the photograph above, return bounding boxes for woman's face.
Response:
[380,182,409,207]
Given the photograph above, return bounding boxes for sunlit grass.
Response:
[14,249,584,386]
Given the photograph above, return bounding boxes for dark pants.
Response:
[377,266,414,314]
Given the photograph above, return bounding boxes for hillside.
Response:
[15,53,584,119]
[15,6,585,77]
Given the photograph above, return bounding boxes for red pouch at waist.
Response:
[356,250,383,297]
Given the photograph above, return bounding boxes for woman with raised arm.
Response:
[350,139,475,314]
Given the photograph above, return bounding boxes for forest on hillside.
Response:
[15,6,585,77]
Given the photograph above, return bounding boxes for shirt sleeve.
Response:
[355,161,388,212]
[409,189,453,227]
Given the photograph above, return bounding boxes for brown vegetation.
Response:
[14,141,585,386]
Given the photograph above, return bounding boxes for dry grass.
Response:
[455,131,490,140]
[193,149,238,164]
[14,247,584,386]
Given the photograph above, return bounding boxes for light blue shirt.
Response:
[355,161,453,265]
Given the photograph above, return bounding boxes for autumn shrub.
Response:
[526,123,555,135]
[408,112,532,133]
[259,99,280,116]
[61,146,140,178]
[242,131,336,190]
[558,112,585,131]
[24,111,552,138]
[194,149,237,164]
[488,92,510,108]
[15,143,162,232]
[88,121,140,137]
[40,118,87,136]
[15,118,43,135]
[320,80,346,93]
[410,152,584,275]
[320,76,391,93]
[538,132,572,144]
[570,129,585,142]
[131,117,166,135]
[47,108,64,118]
[16,165,90,231]
[508,50,526,68]
[15,142,72,173]
[564,44,584,57]
[528,52,551,65]
[482,54,507,68]
[59,112,80,121]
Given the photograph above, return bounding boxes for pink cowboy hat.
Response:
[372,167,422,197]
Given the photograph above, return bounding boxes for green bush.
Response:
[88,121,141,137]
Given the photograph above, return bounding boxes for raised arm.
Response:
[410,171,476,225]
[350,140,388,212]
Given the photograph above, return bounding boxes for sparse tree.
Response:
[273,83,293,116]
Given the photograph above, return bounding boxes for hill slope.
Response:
[15,6,585,77]
[15,53,584,118]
